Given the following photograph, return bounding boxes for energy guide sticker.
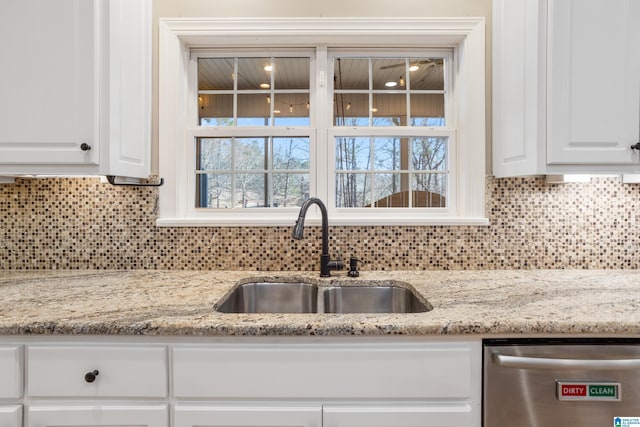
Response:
[615,417,640,427]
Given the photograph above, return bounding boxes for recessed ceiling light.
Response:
[409,64,420,72]
[371,108,378,113]
[385,81,398,87]
[264,65,273,72]
[259,83,270,89]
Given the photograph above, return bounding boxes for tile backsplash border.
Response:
[1,176,638,270]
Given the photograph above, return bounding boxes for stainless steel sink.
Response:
[215,280,431,314]
[321,286,429,313]
[216,282,318,313]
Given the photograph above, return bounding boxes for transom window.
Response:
[158,18,487,226]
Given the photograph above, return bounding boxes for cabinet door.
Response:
[27,405,167,427]
[105,0,152,178]
[547,0,640,164]
[0,406,21,427]
[0,346,22,399]
[0,0,98,166]
[174,405,321,427]
[323,406,472,427]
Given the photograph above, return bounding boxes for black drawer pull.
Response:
[84,370,99,383]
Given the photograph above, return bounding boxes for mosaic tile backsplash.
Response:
[1,176,639,270]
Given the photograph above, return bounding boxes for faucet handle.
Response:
[348,257,365,277]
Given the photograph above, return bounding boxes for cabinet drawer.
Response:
[27,345,167,398]
[173,342,477,400]
[0,346,23,399]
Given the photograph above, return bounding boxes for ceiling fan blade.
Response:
[379,63,405,70]
[379,59,437,70]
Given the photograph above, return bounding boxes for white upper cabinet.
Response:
[493,0,640,176]
[0,0,97,167]
[547,0,640,165]
[0,0,151,179]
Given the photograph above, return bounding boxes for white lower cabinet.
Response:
[172,341,481,427]
[0,406,21,427]
[26,405,167,427]
[0,339,480,427]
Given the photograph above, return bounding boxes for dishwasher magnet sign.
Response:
[556,381,621,401]
[615,418,640,427]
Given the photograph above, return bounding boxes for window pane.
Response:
[198,58,234,90]
[235,138,266,171]
[237,58,270,90]
[200,57,312,127]
[235,173,266,207]
[273,57,310,89]
[335,137,371,171]
[413,173,447,207]
[198,138,232,171]
[335,93,369,126]
[333,135,449,209]
[333,55,448,129]
[373,138,401,171]
[273,93,309,126]
[200,94,234,126]
[273,137,310,170]
[373,173,404,207]
[237,94,270,126]
[196,173,232,208]
[372,58,405,90]
[409,58,444,90]
[334,58,368,90]
[196,136,310,209]
[335,173,372,207]
[272,173,309,207]
[372,93,406,126]
[411,137,448,172]
[410,94,444,126]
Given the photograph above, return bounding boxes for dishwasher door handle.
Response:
[493,353,640,370]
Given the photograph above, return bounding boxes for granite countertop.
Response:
[0,269,639,336]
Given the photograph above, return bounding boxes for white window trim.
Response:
[158,17,488,226]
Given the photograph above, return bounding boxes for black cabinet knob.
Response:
[84,370,99,383]
[80,143,92,151]
[631,142,640,150]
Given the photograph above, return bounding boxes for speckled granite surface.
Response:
[1,269,639,336]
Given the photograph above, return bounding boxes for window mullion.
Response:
[230,137,237,208]
[315,45,330,207]
[405,59,411,125]
[232,59,238,125]
[368,58,373,126]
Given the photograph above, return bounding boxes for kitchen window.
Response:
[158,18,487,226]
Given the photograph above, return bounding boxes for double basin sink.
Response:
[215,278,432,314]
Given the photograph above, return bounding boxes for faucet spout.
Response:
[292,198,343,277]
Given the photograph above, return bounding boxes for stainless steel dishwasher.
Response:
[484,338,640,427]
